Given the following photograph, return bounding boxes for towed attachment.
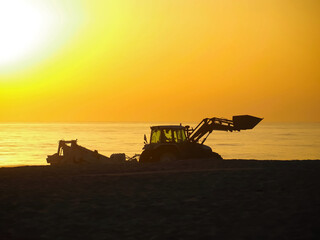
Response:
[46,140,126,166]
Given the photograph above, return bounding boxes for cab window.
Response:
[162,129,173,142]
[173,129,186,142]
[150,129,161,143]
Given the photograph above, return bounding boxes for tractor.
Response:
[139,115,262,163]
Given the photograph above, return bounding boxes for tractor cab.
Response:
[149,125,188,144]
[141,124,216,162]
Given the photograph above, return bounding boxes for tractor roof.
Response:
[151,125,185,130]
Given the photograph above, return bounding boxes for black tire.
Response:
[139,150,152,163]
[158,151,178,162]
[211,152,223,160]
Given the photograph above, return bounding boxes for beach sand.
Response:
[0,159,319,239]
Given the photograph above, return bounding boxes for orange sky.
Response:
[0,0,319,122]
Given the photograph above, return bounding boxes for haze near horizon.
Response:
[0,0,319,123]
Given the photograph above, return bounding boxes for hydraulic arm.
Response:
[188,115,262,144]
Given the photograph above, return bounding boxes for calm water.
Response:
[0,122,319,167]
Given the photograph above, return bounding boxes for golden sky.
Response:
[0,0,319,122]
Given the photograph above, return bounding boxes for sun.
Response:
[0,0,54,68]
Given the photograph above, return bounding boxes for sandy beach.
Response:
[0,159,319,239]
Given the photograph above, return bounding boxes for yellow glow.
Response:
[0,1,50,68]
[0,0,83,74]
[0,0,319,122]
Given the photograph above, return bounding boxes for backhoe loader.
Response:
[139,115,262,163]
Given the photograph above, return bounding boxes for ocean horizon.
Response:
[1,122,320,167]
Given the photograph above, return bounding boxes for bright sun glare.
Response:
[0,0,54,68]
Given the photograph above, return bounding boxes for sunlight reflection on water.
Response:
[0,122,319,166]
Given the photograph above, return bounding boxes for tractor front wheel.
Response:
[139,150,152,163]
[211,152,223,160]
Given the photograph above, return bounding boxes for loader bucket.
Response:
[232,115,263,130]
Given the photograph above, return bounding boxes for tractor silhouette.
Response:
[140,115,262,163]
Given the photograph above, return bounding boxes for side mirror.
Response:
[144,134,148,144]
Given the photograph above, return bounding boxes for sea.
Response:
[0,122,319,167]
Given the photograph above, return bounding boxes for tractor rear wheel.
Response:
[159,151,177,162]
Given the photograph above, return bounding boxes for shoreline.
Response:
[1,158,319,170]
